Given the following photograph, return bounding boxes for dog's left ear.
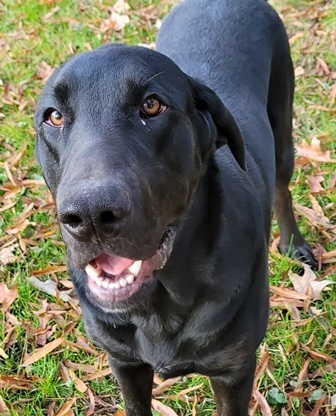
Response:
[188,77,246,171]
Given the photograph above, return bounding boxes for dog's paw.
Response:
[279,239,318,271]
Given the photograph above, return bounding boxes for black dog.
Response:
[34,0,316,414]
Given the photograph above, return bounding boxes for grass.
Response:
[0,0,335,415]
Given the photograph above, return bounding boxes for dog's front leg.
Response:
[210,358,255,416]
[109,357,154,416]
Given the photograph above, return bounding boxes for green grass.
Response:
[0,0,335,415]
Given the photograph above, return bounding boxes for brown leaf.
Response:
[6,219,35,235]
[295,137,336,163]
[31,265,68,276]
[55,398,76,416]
[36,61,55,84]
[0,375,35,391]
[100,11,130,32]
[152,376,181,395]
[289,264,333,300]
[0,395,9,414]
[82,367,112,381]
[68,369,87,393]
[302,345,335,363]
[0,283,18,313]
[253,390,272,416]
[316,57,330,76]
[151,399,179,416]
[113,411,126,416]
[22,338,64,367]
[59,362,71,383]
[270,286,310,300]
[307,175,324,193]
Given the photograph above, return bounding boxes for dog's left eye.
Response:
[141,97,166,117]
[44,110,64,127]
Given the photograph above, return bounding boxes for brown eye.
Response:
[141,97,165,117]
[46,110,64,127]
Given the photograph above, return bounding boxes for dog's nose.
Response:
[57,185,132,241]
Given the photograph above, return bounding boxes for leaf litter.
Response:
[0,0,335,415]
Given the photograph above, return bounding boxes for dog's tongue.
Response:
[95,253,134,275]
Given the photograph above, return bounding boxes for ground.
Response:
[0,0,335,415]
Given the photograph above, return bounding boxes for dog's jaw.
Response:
[84,225,177,304]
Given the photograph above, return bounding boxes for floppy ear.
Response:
[188,77,246,171]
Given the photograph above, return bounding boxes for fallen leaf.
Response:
[289,264,333,300]
[113,0,130,13]
[253,390,272,416]
[0,283,18,313]
[152,377,181,395]
[68,369,87,393]
[151,399,179,416]
[22,338,64,367]
[295,138,336,163]
[316,57,330,76]
[55,398,76,416]
[29,276,73,302]
[82,367,112,381]
[100,11,130,32]
[307,175,324,193]
[0,375,36,390]
[295,66,305,77]
[36,61,55,84]
[113,411,126,416]
[0,395,9,414]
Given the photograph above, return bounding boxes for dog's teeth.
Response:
[108,282,114,289]
[85,263,101,279]
[128,260,142,277]
[96,279,102,287]
[125,274,134,285]
[119,278,127,288]
[114,281,121,289]
[102,280,109,288]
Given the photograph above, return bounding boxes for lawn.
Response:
[0,0,335,415]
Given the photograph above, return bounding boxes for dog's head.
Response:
[34,44,245,312]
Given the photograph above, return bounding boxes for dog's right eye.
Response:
[44,110,64,128]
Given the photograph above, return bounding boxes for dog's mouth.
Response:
[85,225,177,303]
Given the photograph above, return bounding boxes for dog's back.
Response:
[157,0,293,220]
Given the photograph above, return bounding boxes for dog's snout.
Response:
[58,184,132,242]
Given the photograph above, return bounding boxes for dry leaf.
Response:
[0,375,35,391]
[253,390,272,416]
[316,57,330,76]
[151,399,179,416]
[113,411,126,416]
[0,395,9,414]
[29,276,73,302]
[101,11,130,32]
[68,369,87,393]
[0,243,19,265]
[289,264,333,300]
[295,66,305,77]
[22,338,64,367]
[0,283,18,313]
[295,138,336,163]
[55,398,76,416]
[152,377,181,395]
[113,0,130,13]
[308,175,324,193]
[36,61,55,84]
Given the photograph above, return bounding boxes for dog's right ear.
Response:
[188,76,246,171]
